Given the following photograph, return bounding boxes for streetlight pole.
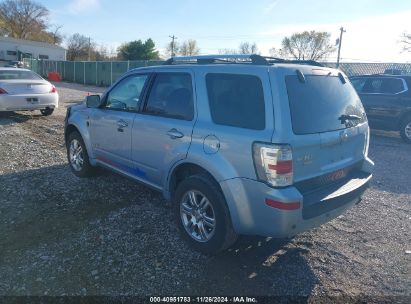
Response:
[336,27,346,68]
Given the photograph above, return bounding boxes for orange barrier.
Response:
[48,72,61,82]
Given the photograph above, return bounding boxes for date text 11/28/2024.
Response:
[149,297,258,303]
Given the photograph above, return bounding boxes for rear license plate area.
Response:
[26,97,39,103]
[322,168,349,184]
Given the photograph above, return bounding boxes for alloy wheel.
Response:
[180,190,216,242]
[405,122,411,139]
[69,139,84,171]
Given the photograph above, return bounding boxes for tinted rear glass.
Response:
[286,75,366,135]
[362,77,405,94]
[0,70,42,80]
[206,73,265,130]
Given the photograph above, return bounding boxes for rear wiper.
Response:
[338,114,362,123]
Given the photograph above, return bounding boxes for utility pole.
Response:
[88,37,91,61]
[169,35,177,57]
[336,27,346,68]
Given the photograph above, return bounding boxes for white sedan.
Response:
[0,68,58,116]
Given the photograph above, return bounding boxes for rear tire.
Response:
[67,131,95,177]
[40,108,54,116]
[400,115,411,144]
[173,174,238,254]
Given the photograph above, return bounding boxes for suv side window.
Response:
[362,77,405,94]
[143,73,194,121]
[105,74,148,111]
[350,78,367,92]
[381,78,405,94]
[206,73,265,130]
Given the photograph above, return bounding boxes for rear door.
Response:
[280,70,368,184]
[131,70,196,188]
[89,73,149,170]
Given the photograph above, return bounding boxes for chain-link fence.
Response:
[24,58,411,87]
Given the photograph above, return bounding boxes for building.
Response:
[0,37,66,62]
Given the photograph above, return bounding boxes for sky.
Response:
[38,0,411,62]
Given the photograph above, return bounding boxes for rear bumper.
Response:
[220,158,373,237]
[0,93,59,111]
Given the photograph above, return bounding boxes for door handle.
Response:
[167,128,184,139]
[117,119,128,128]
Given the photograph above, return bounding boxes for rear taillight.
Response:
[50,85,57,93]
[253,143,293,187]
[0,88,7,94]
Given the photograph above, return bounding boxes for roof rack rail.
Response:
[163,54,324,67]
[163,54,271,65]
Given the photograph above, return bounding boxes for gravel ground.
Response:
[0,82,410,299]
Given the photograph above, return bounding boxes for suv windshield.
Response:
[0,70,43,80]
[286,75,366,135]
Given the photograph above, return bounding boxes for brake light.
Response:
[0,88,7,94]
[253,143,293,187]
[50,85,57,93]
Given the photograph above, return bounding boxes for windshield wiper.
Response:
[338,114,362,123]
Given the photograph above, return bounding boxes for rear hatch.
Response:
[275,67,368,188]
[0,80,52,95]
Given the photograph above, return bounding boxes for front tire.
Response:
[173,174,238,254]
[400,115,411,144]
[40,108,54,116]
[67,131,95,177]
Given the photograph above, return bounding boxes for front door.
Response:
[89,73,149,170]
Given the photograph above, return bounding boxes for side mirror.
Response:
[86,95,102,108]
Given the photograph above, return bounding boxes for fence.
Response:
[24,58,411,87]
[323,62,411,76]
[24,58,164,87]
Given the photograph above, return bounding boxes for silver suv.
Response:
[65,55,374,254]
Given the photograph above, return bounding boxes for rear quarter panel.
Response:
[184,66,275,182]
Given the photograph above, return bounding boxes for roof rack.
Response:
[163,54,324,67]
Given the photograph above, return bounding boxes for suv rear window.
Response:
[286,75,366,135]
[206,73,265,130]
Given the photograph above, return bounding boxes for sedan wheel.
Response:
[40,108,54,116]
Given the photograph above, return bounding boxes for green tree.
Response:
[281,30,335,60]
[117,39,160,60]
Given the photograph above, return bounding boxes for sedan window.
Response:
[0,70,43,80]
